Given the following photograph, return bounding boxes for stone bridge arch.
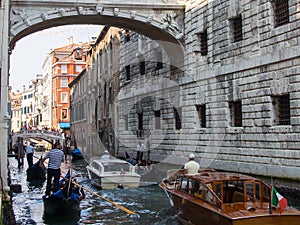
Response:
[9,0,186,67]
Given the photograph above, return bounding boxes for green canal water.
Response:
[8,154,300,225]
[8,155,179,225]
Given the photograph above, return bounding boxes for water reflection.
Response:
[8,157,179,225]
[9,156,300,225]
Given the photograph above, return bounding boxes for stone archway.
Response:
[1,0,186,199]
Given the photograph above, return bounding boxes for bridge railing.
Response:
[13,129,64,139]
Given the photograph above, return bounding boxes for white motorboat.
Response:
[86,155,141,189]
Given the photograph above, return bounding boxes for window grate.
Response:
[174,107,182,130]
[196,104,206,128]
[273,94,290,125]
[154,110,161,129]
[274,0,289,27]
[199,30,208,56]
[140,61,145,75]
[125,65,130,81]
[229,100,242,127]
[231,15,243,42]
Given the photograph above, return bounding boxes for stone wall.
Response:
[179,0,300,179]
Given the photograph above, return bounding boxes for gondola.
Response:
[26,157,46,183]
[43,172,85,215]
[71,147,83,160]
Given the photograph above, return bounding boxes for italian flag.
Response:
[272,187,288,213]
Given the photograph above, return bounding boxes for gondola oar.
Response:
[37,155,137,215]
[71,181,137,215]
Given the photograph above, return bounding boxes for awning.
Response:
[59,122,70,129]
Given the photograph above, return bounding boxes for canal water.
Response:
[8,154,300,225]
[8,154,180,225]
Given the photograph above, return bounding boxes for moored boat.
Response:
[86,155,141,189]
[160,170,300,225]
[72,147,83,160]
[26,157,46,183]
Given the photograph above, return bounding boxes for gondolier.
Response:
[25,142,34,168]
[41,141,64,196]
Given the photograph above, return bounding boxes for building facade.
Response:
[70,1,300,180]
[50,40,88,132]
[8,87,22,132]
[70,26,120,159]
[21,82,35,129]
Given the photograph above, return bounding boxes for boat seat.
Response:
[232,191,244,202]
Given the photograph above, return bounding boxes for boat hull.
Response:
[43,195,80,215]
[87,168,140,189]
[165,190,300,225]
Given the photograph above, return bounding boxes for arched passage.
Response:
[9,3,185,68]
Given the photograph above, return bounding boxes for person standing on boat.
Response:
[25,142,34,168]
[136,141,145,162]
[41,141,64,196]
[184,153,200,175]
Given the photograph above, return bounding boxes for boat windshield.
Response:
[215,180,271,204]
[179,177,222,209]
[103,163,131,172]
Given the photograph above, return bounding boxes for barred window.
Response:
[156,49,163,70]
[154,110,161,129]
[196,104,206,128]
[229,100,242,127]
[229,15,243,42]
[272,94,290,125]
[140,61,146,75]
[124,115,128,131]
[174,107,182,130]
[272,0,289,27]
[125,65,130,81]
[198,30,208,56]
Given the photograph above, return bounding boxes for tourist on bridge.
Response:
[40,141,64,196]
[25,142,34,168]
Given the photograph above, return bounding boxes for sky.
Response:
[9,25,103,92]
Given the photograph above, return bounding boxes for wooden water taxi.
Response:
[160,170,300,225]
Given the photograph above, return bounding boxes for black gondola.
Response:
[26,157,46,183]
[72,147,83,160]
[43,172,85,216]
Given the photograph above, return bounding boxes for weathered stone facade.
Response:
[70,26,121,159]
[178,0,300,179]
[70,0,300,180]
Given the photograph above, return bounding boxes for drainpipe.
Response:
[0,0,11,201]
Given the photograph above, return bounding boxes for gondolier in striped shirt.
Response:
[41,141,64,196]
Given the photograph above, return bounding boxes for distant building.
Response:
[70,26,120,158]
[8,87,22,132]
[21,82,35,129]
[50,39,89,133]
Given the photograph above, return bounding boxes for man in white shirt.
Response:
[136,141,145,162]
[184,153,200,175]
[25,143,34,168]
